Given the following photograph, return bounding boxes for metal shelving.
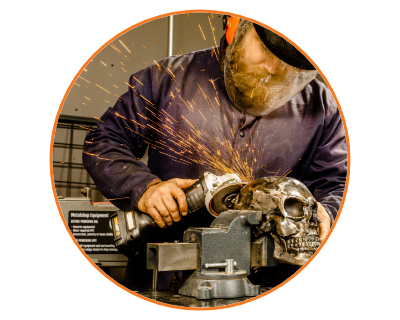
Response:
[53,115,99,198]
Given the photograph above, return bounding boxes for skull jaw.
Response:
[271,234,321,266]
[273,251,310,266]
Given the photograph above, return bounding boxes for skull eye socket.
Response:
[284,198,304,218]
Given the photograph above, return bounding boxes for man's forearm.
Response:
[82,115,161,211]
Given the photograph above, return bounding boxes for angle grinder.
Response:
[110,172,246,257]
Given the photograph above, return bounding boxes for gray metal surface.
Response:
[175,210,261,299]
[205,259,237,274]
[178,270,260,299]
[136,289,270,308]
[146,243,199,271]
[251,234,283,268]
[183,210,259,274]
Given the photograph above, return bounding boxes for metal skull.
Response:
[234,177,321,266]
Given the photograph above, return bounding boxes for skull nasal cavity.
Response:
[284,198,304,217]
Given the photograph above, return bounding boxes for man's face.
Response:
[224,22,318,116]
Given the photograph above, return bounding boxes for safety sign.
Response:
[68,211,119,253]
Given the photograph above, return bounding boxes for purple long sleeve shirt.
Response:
[82,37,347,290]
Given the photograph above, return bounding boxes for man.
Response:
[83,18,347,290]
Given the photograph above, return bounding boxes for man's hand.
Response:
[138,178,197,228]
[317,203,331,241]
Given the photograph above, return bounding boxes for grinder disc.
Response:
[209,181,246,216]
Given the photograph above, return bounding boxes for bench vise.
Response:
[146,209,281,300]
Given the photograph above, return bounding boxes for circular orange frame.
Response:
[50,9,351,311]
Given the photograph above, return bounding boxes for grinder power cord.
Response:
[110,172,245,257]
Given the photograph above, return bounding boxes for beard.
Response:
[231,66,302,114]
[232,67,274,107]
[221,35,318,116]
[225,59,294,116]
[222,41,317,116]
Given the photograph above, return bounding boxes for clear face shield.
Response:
[223,20,318,116]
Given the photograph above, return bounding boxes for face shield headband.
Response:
[223,20,318,116]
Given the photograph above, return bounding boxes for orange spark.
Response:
[83,151,112,161]
[110,43,122,53]
[154,60,161,71]
[125,82,135,90]
[96,84,111,93]
[209,77,220,90]
[108,110,146,129]
[199,25,206,40]
[78,76,90,83]
[132,76,143,85]
[178,96,194,112]
[80,126,93,131]
[198,110,207,121]
[208,16,219,55]
[161,64,179,85]
[119,40,131,53]
[281,168,292,177]
[139,94,154,106]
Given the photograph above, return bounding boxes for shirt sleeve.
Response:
[301,89,348,223]
[82,67,162,211]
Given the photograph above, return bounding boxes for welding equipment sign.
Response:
[68,211,119,254]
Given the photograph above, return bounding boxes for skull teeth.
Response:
[286,235,320,250]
